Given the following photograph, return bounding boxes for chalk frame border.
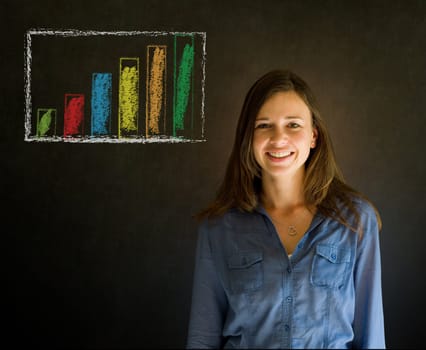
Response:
[24,29,207,143]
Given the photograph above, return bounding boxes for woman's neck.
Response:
[261,170,306,213]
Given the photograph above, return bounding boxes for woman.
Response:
[186,70,385,349]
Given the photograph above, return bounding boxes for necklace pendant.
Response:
[288,225,297,236]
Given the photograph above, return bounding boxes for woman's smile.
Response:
[253,91,317,178]
[265,150,295,162]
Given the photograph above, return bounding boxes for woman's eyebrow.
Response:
[255,116,304,120]
[284,115,304,120]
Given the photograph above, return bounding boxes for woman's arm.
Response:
[352,202,386,348]
[186,221,228,349]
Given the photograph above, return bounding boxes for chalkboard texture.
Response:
[3,0,426,348]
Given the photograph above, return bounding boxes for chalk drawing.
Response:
[64,94,85,137]
[119,58,139,138]
[91,73,112,136]
[24,29,207,143]
[37,108,56,137]
[174,34,195,138]
[146,45,166,136]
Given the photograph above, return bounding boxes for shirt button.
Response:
[331,253,337,260]
[286,296,293,303]
[287,267,292,273]
[284,324,290,332]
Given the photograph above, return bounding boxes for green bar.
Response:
[36,108,57,137]
[173,35,194,137]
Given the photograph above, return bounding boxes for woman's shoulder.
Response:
[329,179,379,220]
[350,194,378,216]
[198,207,262,234]
[339,193,382,234]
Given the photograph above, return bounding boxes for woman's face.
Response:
[252,91,317,179]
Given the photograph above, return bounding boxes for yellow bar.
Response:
[118,57,139,138]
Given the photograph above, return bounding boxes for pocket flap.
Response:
[227,251,263,269]
[316,244,351,264]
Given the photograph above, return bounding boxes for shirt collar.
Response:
[254,201,325,234]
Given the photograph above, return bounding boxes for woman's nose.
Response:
[270,128,288,145]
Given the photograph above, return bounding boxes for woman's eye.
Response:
[255,123,270,129]
[288,122,300,129]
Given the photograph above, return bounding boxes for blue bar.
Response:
[91,73,112,136]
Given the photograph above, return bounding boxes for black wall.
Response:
[4,0,426,348]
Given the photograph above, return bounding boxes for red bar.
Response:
[64,94,85,137]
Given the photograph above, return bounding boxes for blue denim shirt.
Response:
[187,198,385,349]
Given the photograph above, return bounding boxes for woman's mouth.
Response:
[266,151,293,159]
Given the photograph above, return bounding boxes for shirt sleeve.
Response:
[352,203,386,349]
[186,220,228,349]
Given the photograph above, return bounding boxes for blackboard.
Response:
[4,0,426,348]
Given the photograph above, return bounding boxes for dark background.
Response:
[3,0,425,348]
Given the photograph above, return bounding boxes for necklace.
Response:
[288,225,298,236]
[271,217,299,236]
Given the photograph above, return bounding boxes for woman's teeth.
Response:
[268,151,292,158]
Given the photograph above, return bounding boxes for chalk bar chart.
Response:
[24,29,206,143]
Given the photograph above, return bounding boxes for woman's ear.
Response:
[311,127,318,149]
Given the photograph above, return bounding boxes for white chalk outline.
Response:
[24,28,207,143]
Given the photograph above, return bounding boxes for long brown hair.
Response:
[198,69,381,233]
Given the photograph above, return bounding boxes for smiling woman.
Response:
[186,70,386,349]
[253,91,318,180]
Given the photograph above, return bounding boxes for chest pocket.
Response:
[311,244,351,289]
[227,251,263,294]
